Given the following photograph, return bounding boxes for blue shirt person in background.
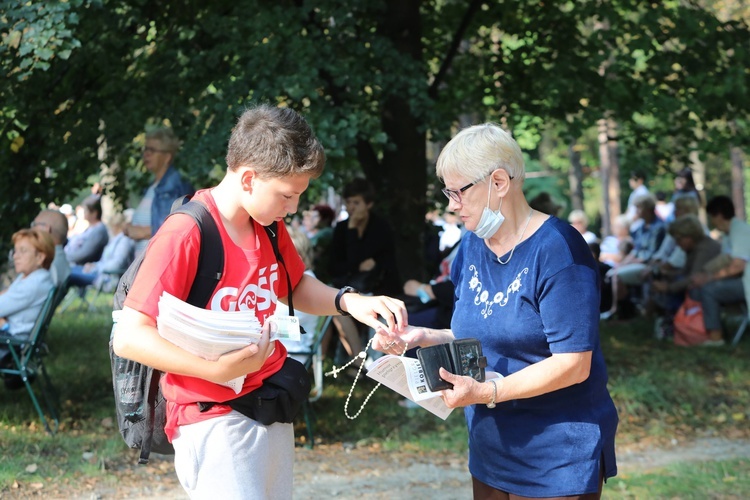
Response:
[373,123,618,499]
[124,126,194,256]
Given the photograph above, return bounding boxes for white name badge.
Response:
[269,316,302,342]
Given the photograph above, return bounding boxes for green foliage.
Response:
[2,0,749,271]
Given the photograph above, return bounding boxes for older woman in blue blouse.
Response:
[375,123,618,499]
[0,229,55,338]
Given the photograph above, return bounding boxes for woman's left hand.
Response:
[438,368,492,409]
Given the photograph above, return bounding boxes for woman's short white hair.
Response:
[436,123,525,184]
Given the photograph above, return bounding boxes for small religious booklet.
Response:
[365,354,502,420]
[155,291,301,394]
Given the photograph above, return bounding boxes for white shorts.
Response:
[172,410,294,499]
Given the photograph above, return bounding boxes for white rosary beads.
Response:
[325,337,408,420]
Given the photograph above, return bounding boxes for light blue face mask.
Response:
[473,180,505,239]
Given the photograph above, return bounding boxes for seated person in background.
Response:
[0,229,55,343]
[329,178,401,295]
[401,230,464,330]
[568,209,598,244]
[438,211,462,254]
[280,226,363,368]
[651,215,721,339]
[625,170,650,231]
[647,196,702,280]
[608,195,666,288]
[307,203,336,285]
[603,196,665,317]
[32,208,71,286]
[599,214,632,267]
[626,196,702,313]
[67,212,135,293]
[64,195,109,266]
[654,190,674,222]
[689,195,750,345]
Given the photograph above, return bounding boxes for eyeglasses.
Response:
[441,171,514,204]
[142,147,170,154]
[30,221,49,229]
[441,181,478,204]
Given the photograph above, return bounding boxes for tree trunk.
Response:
[598,119,612,237]
[689,147,707,224]
[372,0,427,281]
[607,118,621,230]
[568,140,584,211]
[730,145,746,221]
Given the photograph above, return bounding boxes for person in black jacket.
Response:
[329,178,401,295]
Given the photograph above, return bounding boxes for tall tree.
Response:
[3,0,748,273]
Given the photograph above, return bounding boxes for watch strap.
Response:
[335,286,358,316]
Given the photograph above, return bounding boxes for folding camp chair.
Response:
[285,315,333,447]
[724,301,749,347]
[59,269,123,312]
[0,286,60,433]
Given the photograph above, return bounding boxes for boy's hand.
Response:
[342,293,407,335]
[210,322,274,383]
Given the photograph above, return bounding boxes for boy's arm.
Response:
[113,307,273,383]
[289,274,407,334]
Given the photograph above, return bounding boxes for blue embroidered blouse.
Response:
[450,216,618,497]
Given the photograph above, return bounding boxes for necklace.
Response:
[325,337,408,420]
[497,209,534,265]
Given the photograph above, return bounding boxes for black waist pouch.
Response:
[202,357,311,425]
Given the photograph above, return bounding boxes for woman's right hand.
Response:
[371,325,449,353]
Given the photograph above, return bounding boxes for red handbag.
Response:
[673,295,708,346]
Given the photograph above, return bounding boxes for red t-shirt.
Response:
[124,189,305,440]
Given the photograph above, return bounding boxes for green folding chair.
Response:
[0,286,60,433]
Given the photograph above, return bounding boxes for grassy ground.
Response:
[1,293,749,496]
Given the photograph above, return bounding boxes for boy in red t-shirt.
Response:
[113,105,407,498]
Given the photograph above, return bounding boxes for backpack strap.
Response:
[263,223,306,334]
[171,202,224,307]
[138,367,161,464]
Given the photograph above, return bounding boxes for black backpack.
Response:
[109,199,291,464]
[109,200,223,464]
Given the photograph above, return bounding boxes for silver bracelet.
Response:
[486,379,497,409]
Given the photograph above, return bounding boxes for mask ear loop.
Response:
[486,177,502,213]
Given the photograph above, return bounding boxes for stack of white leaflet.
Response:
[156,291,264,394]
[157,291,264,361]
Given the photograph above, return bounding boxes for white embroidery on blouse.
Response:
[468,265,529,318]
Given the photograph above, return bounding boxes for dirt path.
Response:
[53,437,750,499]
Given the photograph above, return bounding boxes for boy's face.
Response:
[248,173,310,226]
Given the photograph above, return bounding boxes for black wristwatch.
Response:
[335,286,359,316]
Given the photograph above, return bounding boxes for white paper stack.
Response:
[156,291,264,393]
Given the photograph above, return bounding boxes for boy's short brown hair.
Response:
[225,104,325,179]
